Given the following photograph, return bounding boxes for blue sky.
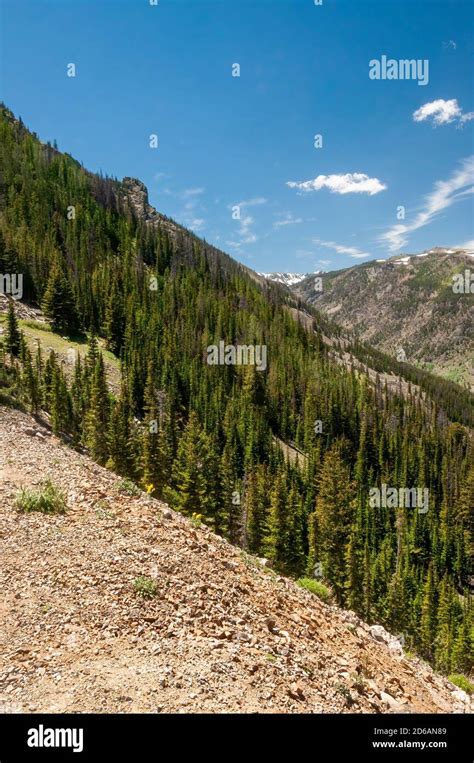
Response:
[1,0,473,272]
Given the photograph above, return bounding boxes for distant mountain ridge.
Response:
[258,272,321,287]
[291,249,474,389]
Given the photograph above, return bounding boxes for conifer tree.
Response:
[314,441,355,603]
[245,465,268,554]
[41,263,79,334]
[50,362,72,435]
[84,353,110,464]
[141,364,168,496]
[171,411,211,520]
[435,575,457,673]
[20,344,40,413]
[264,471,290,571]
[452,609,472,674]
[5,298,21,356]
[107,380,137,477]
[419,564,437,661]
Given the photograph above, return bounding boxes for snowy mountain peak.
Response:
[259,272,319,286]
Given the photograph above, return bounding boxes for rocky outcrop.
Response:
[119,177,180,237]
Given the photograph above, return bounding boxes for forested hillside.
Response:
[292,251,474,389]
[0,104,472,678]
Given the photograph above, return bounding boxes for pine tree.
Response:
[84,353,110,464]
[264,471,290,572]
[141,364,168,496]
[107,380,137,477]
[50,362,72,435]
[435,575,457,673]
[245,465,268,555]
[20,344,40,413]
[5,298,21,356]
[345,526,365,612]
[452,608,473,674]
[41,263,79,334]
[419,564,437,661]
[171,411,211,520]
[314,441,355,604]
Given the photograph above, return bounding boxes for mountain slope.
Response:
[0,103,472,683]
[0,406,470,714]
[293,251,474,389]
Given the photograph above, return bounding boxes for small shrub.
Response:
[116,478,141,497]
[449,674,474,695]
[133,576,158,599]
[296,577,332,602]
[15,480,67,514]
[335,682,354,706]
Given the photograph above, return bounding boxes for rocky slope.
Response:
[293,250,474,389]
[0,406,470,714]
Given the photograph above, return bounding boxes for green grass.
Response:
[133,576,158,599]
[0,314,121,390]
[116,478,141,497]
[448,674,474,695]
[296,577,332,603]
[15,480,67,514]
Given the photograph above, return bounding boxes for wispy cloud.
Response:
[313,238,371,259]
[169,186,207,231]
[413,98,474,127]
[380,156,474,252]
[274,212,303,228]
[182,187,205,197]
[235,197,267,209]
[189,218,205,232]
[287,173,386,196]
[226,198,267,248]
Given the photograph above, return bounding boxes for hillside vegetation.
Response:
[0,104,472,679]
[0,407,470,713]
[293,252,474,389]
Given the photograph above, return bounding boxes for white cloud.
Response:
[227,198,267,248]
[234,197,267,209]
[172,187,207,230]
[287,173,386,196]
[413,98,473,126]
[460,112,474,125]
[182,187,205,197]
[313,238,371,259]
[274,213,303,228]
[380,156,474,252]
